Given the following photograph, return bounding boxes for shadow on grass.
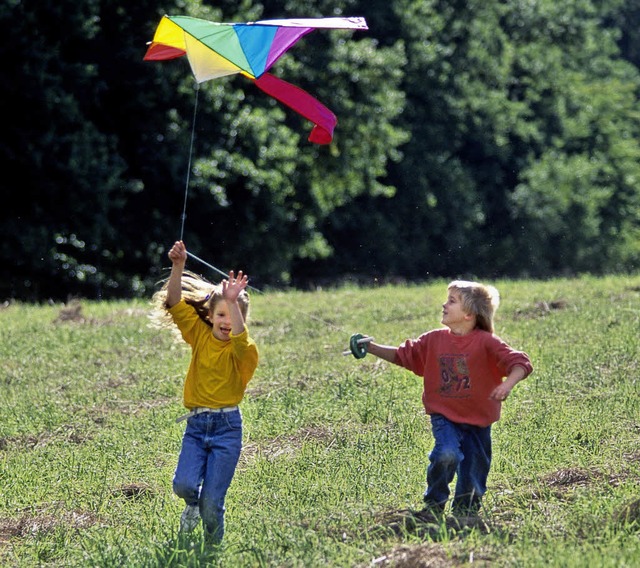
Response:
[368,507,493,541]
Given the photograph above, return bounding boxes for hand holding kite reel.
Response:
[342,334,374,359]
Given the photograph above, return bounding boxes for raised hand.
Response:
[221,270,248,303]
[168,241,187,265]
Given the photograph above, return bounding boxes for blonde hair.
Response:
[447,280,500,333]
[150,270,250,331]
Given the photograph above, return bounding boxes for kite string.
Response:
[180,82,200,241]
[177,84,238,289]
[178,82,238,283]
[175,82,345,336]
[186,251,345,332]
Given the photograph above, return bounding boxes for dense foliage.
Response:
[1,0,639,300]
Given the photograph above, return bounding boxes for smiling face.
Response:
[441,290,474,333]
[209,299,233,341]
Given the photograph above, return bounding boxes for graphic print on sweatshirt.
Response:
[438,354,471,396]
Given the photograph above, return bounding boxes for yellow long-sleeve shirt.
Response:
[168,299,259,409]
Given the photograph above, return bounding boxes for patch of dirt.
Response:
[532,465,634,500]
[542,467,595,487]
[239,425,339,466]
[0,425,91,451]
[53,300,94,324]
[239,421,396,467]
[520,465,640,530]
[356,509,497,567]
[623,450,640,463]
[513,299,569,319]
[367,543,484,567]
[0,505,99,545]
[53,300,150,325]
[112,483,156,500]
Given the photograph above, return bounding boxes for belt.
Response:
[176,406,239,423]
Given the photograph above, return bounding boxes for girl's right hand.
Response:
[168,241,187,264]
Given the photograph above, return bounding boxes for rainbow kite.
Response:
[144,15,368,144]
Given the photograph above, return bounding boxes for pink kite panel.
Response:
[265,27,313,72]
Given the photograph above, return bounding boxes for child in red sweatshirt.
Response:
[355,280,533,516]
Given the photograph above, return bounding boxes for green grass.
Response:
[1,275,639,567]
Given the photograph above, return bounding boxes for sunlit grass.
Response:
[1,275,639,566]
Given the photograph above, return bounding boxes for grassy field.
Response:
[1,274,639,567]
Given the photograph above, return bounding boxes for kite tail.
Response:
[253,73,337,144]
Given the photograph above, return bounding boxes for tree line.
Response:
[1,0,639,301]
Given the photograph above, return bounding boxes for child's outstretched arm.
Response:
[166,241,187,308]
[222,270,249,335]
[366,341,398,364]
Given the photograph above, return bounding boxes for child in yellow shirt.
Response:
[153,240,259,543]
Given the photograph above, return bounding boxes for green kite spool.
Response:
[350,333,368,359]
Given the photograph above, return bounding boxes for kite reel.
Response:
[342,333,373,359]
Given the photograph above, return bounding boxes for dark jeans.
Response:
[173,409,242,542]
[424,414,492,514]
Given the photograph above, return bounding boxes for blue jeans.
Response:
[424,414,492,513]
[173,409,243,542]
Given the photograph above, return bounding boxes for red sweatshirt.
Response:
[395,328,533,427]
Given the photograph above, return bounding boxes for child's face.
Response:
[209,300,232,341]
[441,290,471,329]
